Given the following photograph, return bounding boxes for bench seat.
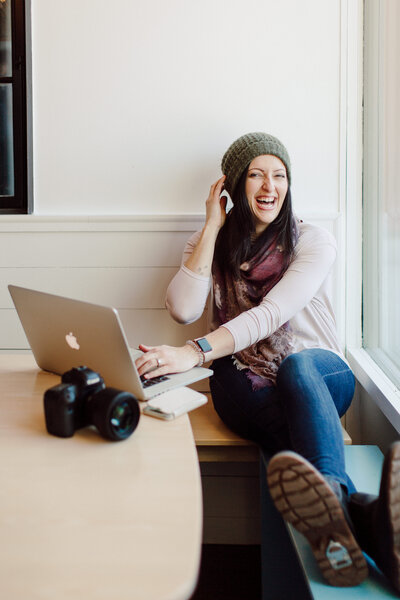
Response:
[189,398,259,462]
[189,398,352,461]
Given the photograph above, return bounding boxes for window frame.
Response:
[0,0,30,213]
[346,0,400,435]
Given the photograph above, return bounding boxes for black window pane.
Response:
[0,83,14,196]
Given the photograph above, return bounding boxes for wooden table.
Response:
[0,354,202,600]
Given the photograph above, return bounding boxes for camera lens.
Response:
[110,400,137,438]
[89,389,140,441]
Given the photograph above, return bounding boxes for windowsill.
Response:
[347,348,400,434]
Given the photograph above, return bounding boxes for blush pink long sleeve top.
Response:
[165,222,345,360]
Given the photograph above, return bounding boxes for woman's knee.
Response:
[277,351,314,387]
[276,349,354,417]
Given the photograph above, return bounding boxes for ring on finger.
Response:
[156,357,162,368]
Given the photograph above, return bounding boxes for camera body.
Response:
[44,366,140,441]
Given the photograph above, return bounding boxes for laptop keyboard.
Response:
[140,374,170,388]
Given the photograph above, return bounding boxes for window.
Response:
[363,0,400,388]
[0,0,29,213]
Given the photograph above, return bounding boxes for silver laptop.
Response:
[8,285,213,401]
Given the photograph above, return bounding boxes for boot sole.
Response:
[267,451,368,587]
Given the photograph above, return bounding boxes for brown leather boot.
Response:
[348,442,400,593]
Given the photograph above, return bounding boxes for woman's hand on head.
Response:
[183,175,227,278]
[135,343,200,379]
[205,175,227,233]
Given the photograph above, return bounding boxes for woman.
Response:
[135,132,400,591]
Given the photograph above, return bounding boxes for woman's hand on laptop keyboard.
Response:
[135,328,234,379]
[135,343,199,380]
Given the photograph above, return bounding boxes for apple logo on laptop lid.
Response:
[65,332,80,350]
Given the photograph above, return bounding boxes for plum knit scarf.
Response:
[212,233,297,389]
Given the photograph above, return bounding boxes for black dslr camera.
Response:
[44,366,140,441]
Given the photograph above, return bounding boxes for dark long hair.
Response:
[214,166,297,277]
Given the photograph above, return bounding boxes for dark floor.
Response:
[190,544,261,600]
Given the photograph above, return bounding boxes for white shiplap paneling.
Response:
[0,214,341,350]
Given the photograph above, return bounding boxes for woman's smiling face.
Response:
[245,154,288,236]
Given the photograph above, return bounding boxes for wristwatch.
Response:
[185,337,212,366]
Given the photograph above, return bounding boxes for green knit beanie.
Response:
[221,132,291,198]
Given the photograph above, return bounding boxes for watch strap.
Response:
[185,340,205,367]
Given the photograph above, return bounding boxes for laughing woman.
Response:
[135,132,400,591]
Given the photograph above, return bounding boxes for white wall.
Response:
[31,0,342,216]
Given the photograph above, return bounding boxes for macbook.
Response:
[8,285,213,401]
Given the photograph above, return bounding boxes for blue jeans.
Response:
[209,348,356,493]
